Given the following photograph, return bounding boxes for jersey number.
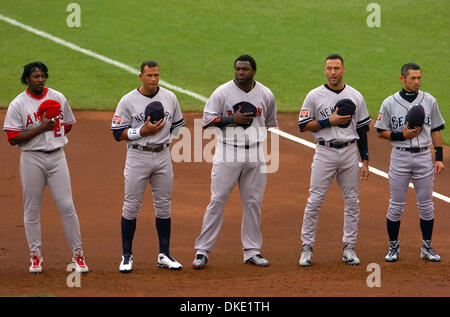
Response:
[54,122,65,137]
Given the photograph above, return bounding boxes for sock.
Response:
[387,218,401,241]
[121,216,136,257]
[156,217,171,255]
[420,218,434,241]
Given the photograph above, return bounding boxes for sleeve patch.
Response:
[112,115,123,124]
[377,112,383,121]
[300,109,310,118]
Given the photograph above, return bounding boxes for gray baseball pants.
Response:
[122,147,173,220]
[194,145,267,262]
[20,149,82,255]
[301,143,360,247]
[387,148,434,222]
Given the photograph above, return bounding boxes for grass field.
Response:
[0,0,448,142]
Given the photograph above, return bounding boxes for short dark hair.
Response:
[401,63,421,77]
[21,62,48,85]
[234,55,257,70]
[325,54,344,65]
[141,60,159,73]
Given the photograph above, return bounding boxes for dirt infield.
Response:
[0,110,449,297]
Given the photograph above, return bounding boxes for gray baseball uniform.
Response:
[111,87,185,220]
[194,79,278,262]
[298,84,371,247]
[3,88,83,255]
[374,90,445,222]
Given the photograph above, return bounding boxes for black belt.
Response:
[318,140,355,149]
[36,148,61,154]
[129,144,168,152]
[227,142,261,149]
[396,147,428,153]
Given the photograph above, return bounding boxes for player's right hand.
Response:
[40,115,57,132]
[140,116,166,136]
[233,105,255,126]
[329,107,351,126]
[402,125,421,139]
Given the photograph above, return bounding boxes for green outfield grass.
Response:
[0,0,448,142]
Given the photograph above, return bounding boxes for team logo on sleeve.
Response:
[300,109,310,118]
[112,115,122,124]
[377,112,383,121]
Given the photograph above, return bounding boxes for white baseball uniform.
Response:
[374,90,445,222]
[298,84,371,247]
[194,79,278,262]
[111,87,185,220]
[3,88,83,255]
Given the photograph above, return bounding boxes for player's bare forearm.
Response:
[377,130,391,140]
[301,121,321,132]
[8,117,55,145]
[431,130,443,148]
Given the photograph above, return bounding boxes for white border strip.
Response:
[1,13,448,203]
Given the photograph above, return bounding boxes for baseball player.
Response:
[3,62,88,274]
[375,63,445,262]
[111,60,185,273]
[297,54,371,267]
[192,55,278,269]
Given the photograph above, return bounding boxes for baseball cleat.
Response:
[192,254,208,269]
[119,254,133,273]
[342,244,360,265]
[29,255,43,274]
[245,254,270,267]
[420,240,441,262]
[157,253,182,270]
[385,240,400,262]
[72,250,89,273]
[299,244,313,267]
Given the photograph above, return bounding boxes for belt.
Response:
[226,142,261,149]
[396,147,428,153]
[36,148,61,154]
[129,143,168,152]
[318,140,355,149]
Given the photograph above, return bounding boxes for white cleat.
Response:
[29,255,43,274]
[385,240,400,262]
[158,253,182,270]
[72,250,89,273]
[299,245,313,267]
[421,240,441,262]
[342,244,360,265]
[119,254,133,273]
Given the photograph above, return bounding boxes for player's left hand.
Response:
[360,161,369,180]
[434,161,444,175]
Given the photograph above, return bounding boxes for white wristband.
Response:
[127,128,142,140]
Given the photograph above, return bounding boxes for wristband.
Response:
[390,131,405,141]
[435,146,443,161]
[127,128,142,140]
[317,118,331,129]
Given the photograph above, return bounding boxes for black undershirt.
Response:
[324,84,346,94]
[399,88,418,103]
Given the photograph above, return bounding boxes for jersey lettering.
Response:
[26,115,33,127]
[319,106,334,119]
[257,107,262,117]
